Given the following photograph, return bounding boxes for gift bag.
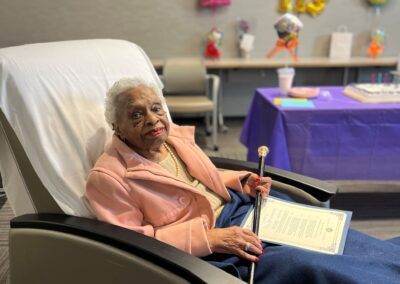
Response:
[329,25,353,60]
[240,34,255,52]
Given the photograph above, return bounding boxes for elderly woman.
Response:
[86,78,400,283]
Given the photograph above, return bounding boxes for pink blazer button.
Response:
[178,196,188,205]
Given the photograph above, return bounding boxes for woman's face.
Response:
[114,85,169,154]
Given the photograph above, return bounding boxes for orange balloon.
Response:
[368,39,384,57]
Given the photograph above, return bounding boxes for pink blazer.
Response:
[86,124,250,256]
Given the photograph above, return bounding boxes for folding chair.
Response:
[162,58,220,151]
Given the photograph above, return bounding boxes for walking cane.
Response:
[248,146,269,284]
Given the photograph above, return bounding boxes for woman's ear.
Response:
[114,125,126,142]
[113,123,121,136]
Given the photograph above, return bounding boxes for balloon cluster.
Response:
[204,28,224,59]
[278,0,328,17]
[266,13,303,62]
[366,0,389,57]
[200,0,230,58]
[368,28,385,57]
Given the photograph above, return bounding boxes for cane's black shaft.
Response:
[253,154,266,234]
[248,146,268,284]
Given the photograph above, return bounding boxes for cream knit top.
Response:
[159,144,226,218]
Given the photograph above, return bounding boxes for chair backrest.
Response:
[163,58,206,94]
[0,39,165,217]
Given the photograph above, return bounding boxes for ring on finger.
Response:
[244,242,251,251]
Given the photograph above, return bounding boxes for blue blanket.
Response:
[203,190,400,283]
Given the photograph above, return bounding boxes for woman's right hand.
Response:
[206,226,263,262]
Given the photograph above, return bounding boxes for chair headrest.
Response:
[163,58,206,93]
[0,39,163,216]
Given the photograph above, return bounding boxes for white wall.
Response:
[0,0,399,59]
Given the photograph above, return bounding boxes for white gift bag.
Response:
[329,25,353,60]
[240,33,255,52]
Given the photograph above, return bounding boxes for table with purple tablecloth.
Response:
[240,86,400,180]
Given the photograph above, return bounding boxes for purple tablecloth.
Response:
[240,86,400,180]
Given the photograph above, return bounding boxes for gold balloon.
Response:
[368,0,388,6]
[306,0,327,17]
[295,0,307,13]
[278,0,293,13]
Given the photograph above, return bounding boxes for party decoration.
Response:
[200,0,229,58]
[237,19,255,58]
[306,0,327,17]
[295,0,307,13]
[266,13,303,63]
[280,0,328,17]
[366,0,388,57]
[199,0,231,8]
[368,28,385,57]
[278,0,293,13]
[238,19,249,37]
[204,27,224,59]
[367,0,388,7]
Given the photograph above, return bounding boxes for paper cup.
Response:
[277,67,295,96]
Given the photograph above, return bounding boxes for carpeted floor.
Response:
[0,118,399,283]
[0,194,11,284]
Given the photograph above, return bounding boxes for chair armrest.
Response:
[210,157,337,202]
[10,213,244,284]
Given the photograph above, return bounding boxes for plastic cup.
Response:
[277,67,295,96]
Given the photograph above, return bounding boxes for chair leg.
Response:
[205,113,212,136]
[212,106,218,151]
[219,113,229,133]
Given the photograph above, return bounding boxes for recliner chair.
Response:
[0,39,336,284]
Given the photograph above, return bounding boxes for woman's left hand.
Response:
[243,173,271,198]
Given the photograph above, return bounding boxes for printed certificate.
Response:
[241,196,352,255]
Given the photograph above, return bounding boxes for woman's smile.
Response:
[146,127,165,137]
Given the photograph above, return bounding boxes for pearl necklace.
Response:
[163,143,179,177]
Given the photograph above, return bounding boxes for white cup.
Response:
[277,67,295,96]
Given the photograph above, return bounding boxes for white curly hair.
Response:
[104,78,165,127]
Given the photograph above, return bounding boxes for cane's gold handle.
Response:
[258,146,269,158]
